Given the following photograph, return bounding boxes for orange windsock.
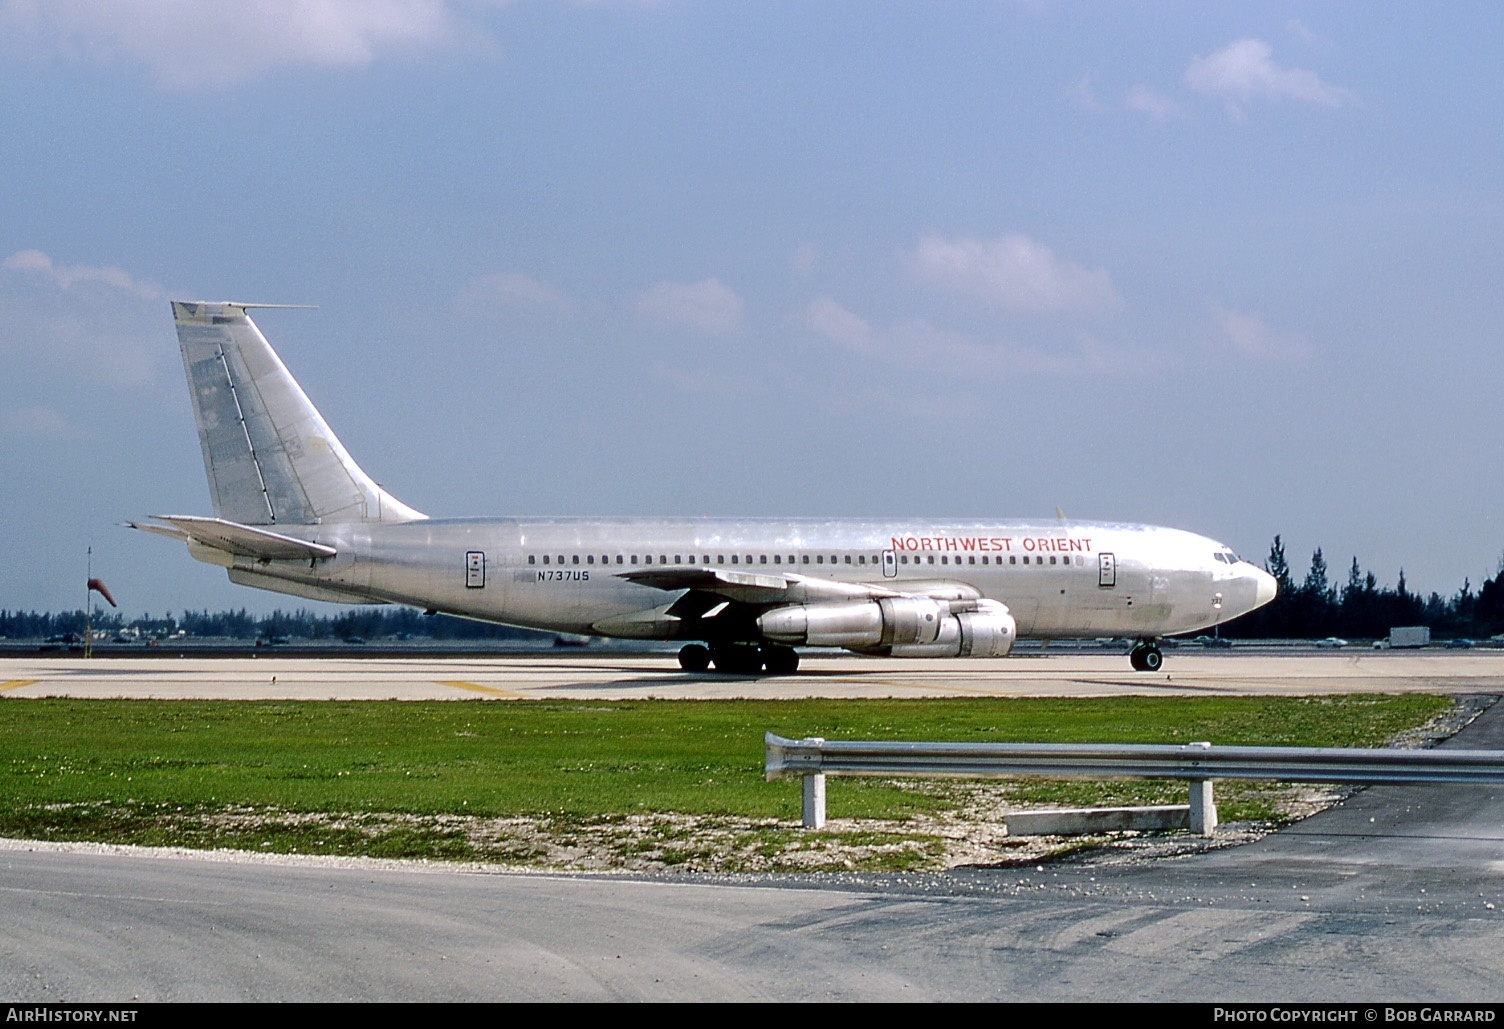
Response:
[87,578,117,607]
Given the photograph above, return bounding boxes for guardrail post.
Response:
[1188,779,1217,836]
[802,773,826,829]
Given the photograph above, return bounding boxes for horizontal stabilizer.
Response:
[128,515,336,561]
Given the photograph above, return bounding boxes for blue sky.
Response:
[3,1,1503,616]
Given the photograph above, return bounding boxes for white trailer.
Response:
[1388,626,1431,649]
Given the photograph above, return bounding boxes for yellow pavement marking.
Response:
[0,680,39,694]
[436,679,527,699]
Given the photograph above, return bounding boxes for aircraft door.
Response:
[882,549,898,578]
[466,550,486,588]
[1098,552,1116,588]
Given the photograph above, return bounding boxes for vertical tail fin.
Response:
[172,301,424,526]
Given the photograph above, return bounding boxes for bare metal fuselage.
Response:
[205,516,1266,642]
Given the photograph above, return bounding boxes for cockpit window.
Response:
[1213,550,1240,565]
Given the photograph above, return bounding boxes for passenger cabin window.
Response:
[528,555,536,565]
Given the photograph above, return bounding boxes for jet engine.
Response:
[757,597,1015,657]
[889,598,1015,657]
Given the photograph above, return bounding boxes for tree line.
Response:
[0,606,549,642]
[1223,536,1504,640]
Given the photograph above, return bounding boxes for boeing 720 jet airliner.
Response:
[132,302,1276,674]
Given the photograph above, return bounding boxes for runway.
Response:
[3,649,1503,701]
[4,650,1504,1001]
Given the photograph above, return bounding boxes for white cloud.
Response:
[636,277,744,336]
[1064,75,1106,114]
[0,249,166,386]
[908,233,1121,315]
[799,296,1149,378]
[800,296,873,355]
[1124,85,1185,122]
[3,249,163,301]
[1185,39,1355,113]
[462,271,574,315]
[1069,77,1184,122]
[0,0,481,88]
[1208,304,1311,363]
[1,404,88,440]
[1285,20,1319,46]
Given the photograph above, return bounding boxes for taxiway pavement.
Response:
[3,650,1502,701]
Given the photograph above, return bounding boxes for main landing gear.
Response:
[1129,640,1164,672]
[678,643,800,676]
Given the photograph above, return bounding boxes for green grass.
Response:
[0,695,1452,868]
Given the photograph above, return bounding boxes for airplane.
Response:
[131,301,1277,675]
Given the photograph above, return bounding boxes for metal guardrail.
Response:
[764,733,1504,834]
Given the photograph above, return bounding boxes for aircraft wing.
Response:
[618,565,884,604]
[619,566,978,606]
[127,515,337,562]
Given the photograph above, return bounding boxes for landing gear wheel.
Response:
[678,643,711,672]
[761,645,800,676]
[1130,643,1164,672]
[711,643,765,675]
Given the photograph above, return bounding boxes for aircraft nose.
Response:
[1252,567,1277,608]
